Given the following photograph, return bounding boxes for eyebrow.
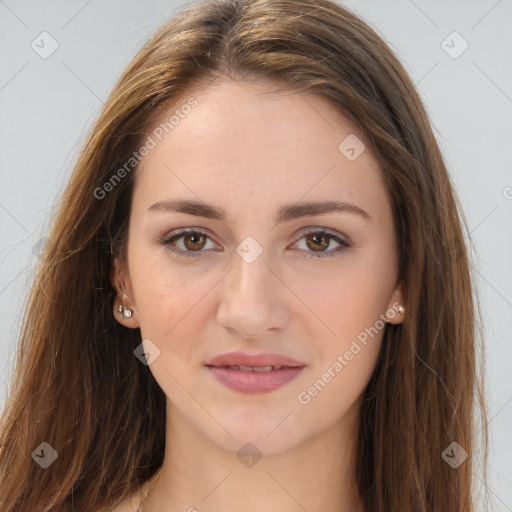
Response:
[146,198,372,223]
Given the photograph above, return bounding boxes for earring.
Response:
[117,293,132,319]
[397,305,405,314]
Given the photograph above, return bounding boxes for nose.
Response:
[215,249,290,340]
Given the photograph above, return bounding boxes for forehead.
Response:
[144,77,358,156]
[133,78,387,222]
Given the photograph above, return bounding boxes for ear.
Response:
[110,255,140,329]
[385,281,406,325]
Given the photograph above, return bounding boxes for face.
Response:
[112,78,404,455]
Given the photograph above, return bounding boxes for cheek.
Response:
[132,266,214,403]
[128,249,208,345]
[295,282,386,423]
[288,256,391,401]
[287,258,392,343]
[295,334,382,434]
[130,245,200,315]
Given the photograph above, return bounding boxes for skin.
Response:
[110,78,405,512]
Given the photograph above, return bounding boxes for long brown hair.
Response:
[0,0,488,510]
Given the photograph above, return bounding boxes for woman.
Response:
[0,0,488,510]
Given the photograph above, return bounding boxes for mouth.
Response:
[209,364,295,371]
[205,352,306,393]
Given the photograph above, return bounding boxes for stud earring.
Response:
[117,293,132,319]
[397,305,405,314]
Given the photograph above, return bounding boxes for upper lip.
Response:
[205,351,306,368]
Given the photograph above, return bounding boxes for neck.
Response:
[142,398,364,512]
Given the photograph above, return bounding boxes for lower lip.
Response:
[206,366,305,393]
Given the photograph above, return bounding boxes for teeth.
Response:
[227,365,283,372]
[252,366,273,372]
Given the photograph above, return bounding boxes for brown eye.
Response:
[159,229,216,258]
[183,233,207,251]
[293,229,351,259]
[305,233,330,252]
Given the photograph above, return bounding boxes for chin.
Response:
[213,429,305,458]
[203,409,308,456]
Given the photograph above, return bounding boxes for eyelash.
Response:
[157,227,351,259]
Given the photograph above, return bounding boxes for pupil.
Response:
[309,234,327,251]
[187,233,204,249]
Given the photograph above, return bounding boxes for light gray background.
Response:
[1,0,511,509]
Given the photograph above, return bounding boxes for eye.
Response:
[158,228,218,258]
[291,228,351,258]
[158,227,351,259]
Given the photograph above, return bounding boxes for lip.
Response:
[205,351,306,394]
